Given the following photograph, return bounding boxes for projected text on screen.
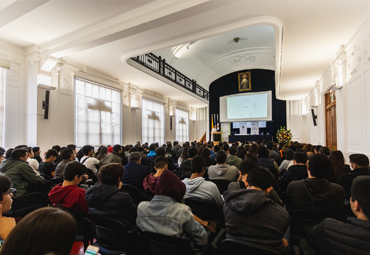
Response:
[227,94,268,119]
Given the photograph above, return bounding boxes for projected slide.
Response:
[227,94,268,119]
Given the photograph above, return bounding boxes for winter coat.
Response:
[49,184,88,214]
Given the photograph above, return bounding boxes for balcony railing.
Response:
[131,53,209,101]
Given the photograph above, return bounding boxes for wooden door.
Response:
[325,92,337,150]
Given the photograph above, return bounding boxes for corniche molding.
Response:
[348,45,362,75]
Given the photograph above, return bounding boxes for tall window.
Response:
[74,78,121,147]
[142,98,164,145]
[176,108,189,143]
[0,68,4,147]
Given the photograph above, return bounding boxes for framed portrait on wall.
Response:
[238,71,251,92]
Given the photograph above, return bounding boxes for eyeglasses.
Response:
[5,188,16,195]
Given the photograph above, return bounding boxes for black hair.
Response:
[247,166,276,190]
[237,146,246,159]
[11,149,27,159]
[188,147,198,158]
[66,144,76,150]
[319,146,330,156]
[294,152,308,164]
[81,145,93,156]
[202,148,211,158]
[285,149,295,160]
[113,144,122,153]
[0,175,12,202]
[149,144,156,151]
[191,156,206,173]
[32,147,40,153]
[45,149,59,159]
[97,163,124,186]
[257,145,269,157]
[228,146,237,156]
[173,141,178,145]
[216,151,227,164]
[222,143,229,152]
[5,148,14,159]
[154,156,168,170]
[52,145,62,153]
[351,176,370,219]
[129,152,141,162]
[61,148,74,160]
[315,145,322,153]
[15,145,27,149]
[63,161,87,181]
[308,154,331,178]
[349,154,369,167]
[214,145,221,153]
[245,153,257,163]
[239,159,258,175]
[266,142,274,150]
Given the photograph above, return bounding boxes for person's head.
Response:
[214,145,221,153]
[97,163,124,187]
[113,144,122,153]
[247,167,275,193]
[63,161,87,183]
[257,145,269,157]
[81,145,94,156]
[129,152,142,163]
[32,146,41,155]
[202,148,211,159]
[5,148,14,159]
[349,154,370,169]
[25,147,34,158]
[283,149,294,160]
[314,145,322,154]
[180,147,189,160]
[266,142,274,151]
[222,143,229,152]
[303,144,313,153]
[319,146,330,156]
[45,149,59,162]
[155,170,186,202]
[11,149,28,161]
[245,153,257,163]
[351,176,370,220]
[228,146,237,156]
[293,152,308,165]
[216,151,227,164]
[154,156,168,171]
[61,148,74,160]
[0,151,4,163]
[156,147,166,157]
[149,143,156,151]
[191,156,206,174]
[249,144,258,156]
[0,207,76,255]
[188,147,198,159]
[239,159,257,176]
[52,145,62,154]
[308,154,331,178]
[173,141,178,146]
[166,142,172,150]
[0,175,13,214]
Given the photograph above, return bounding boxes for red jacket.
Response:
[49,184,88,215]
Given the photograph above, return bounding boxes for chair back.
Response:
[121,183,143,205]
[219,239,282,255]
[184,198,224,222]
[141,232,195,255]
[210,179,231,194]
[3,192,47,217]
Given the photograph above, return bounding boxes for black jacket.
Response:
[85,184,137,229]
[337,167,370,199]
[257,157,278,180]
[279,164,308,192]
[122,161,151,191]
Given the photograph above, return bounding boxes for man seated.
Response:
[306,176,370,255]
[39,149,58,179]
[137,169,208,246]
[208,151,239,182]
[32,147,42,163]
[179,147,197,177]
[55,148,75,179]
[337,153,370,199]
[182,156,224,206]
[99,144,123,165]
[286,154,345,215]
[155,147,175,171]
[257,145,279,180]
[143,156,169,199]
[122,152,151,191]
[226,146,242,169]
[80,145,100,174]
[279,152,308,192]
[0,149,45,197]
[223,167,290,254]
[85,163,137,229]
[49,161,88,215]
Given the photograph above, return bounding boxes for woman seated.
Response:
[0,175,15,243]
[85,163,137,229]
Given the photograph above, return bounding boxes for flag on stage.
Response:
[211,114,214,130]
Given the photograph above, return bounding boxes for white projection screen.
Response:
[219,91,272,122]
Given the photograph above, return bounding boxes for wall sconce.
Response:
[130,93,139,109]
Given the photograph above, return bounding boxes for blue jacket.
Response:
[122,161,151,190]
[137,195,208,245]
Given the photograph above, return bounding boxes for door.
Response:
[325,91,337,150]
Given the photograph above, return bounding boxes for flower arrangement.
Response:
[276,126,293,143]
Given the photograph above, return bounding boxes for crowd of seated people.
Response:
[0,140,368,254]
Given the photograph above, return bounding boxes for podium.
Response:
[211,132,222,145]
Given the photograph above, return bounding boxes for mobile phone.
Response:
[84,245,99,255]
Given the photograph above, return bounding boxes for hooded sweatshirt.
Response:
[182,177,224,206]
[223,189,289,254]
[208,164,239,182]
[279,164,308,192]
[286,178,345,214]
[49,183,88,215]
[226,155,242,169]
[85,183,137,227]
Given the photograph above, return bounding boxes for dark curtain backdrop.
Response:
[209,69,286,142]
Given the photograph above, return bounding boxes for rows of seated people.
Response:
[0,140,369,254]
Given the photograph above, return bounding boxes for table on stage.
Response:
[228,134,273,143]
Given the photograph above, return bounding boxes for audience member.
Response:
[0,207,76,255]
[100,144,123,165]
[137,170,208,246]
[0,176,15,241]
[0,149,44,197]
[178,147,189,167]
[39,149,58,179]
[267,141,281,165]
[122,152,151,191]
[26,147,39,175]
[249,143,258,156]
[279,152,308,192]
[226,146,242,169]
[182,156,224,206]
[80,145,100,174]
[52,145,63,167]
[223,167,290,254]
[222,143,229,153]
[55,148,75,179]
[155,147,175,171]
[208,151,239,182]
[172,141,181,154]
[165,142,177,161]
[236,146,246,160]
[86,163,137,229]
[143,156,169,199]
[314,145,322,154]
[303,144,314,157]
[179,147,197,177]
[286,154,345,214]
[49,161,89,214]
[228,159,257,190]
[201,148,216,167]
[96,146,107,160]
[257,145,279,180]
[211,145,220,161]
[319,146,330,157]
[32,147,42,163]
[327,150,351,183]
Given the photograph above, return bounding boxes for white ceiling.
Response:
[0,0,370,103]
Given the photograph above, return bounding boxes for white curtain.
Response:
[75,78,121,147]
[176,108,189,143]
[142,98,165,145]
